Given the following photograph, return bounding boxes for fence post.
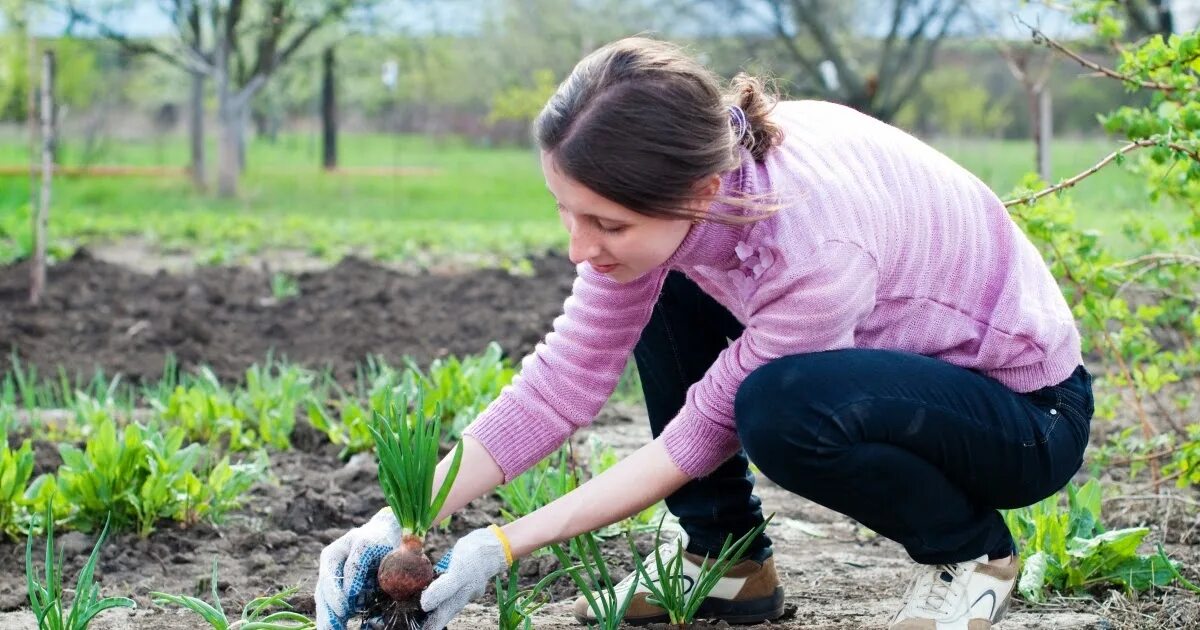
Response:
[1036,86,1053,184]
[31,50,54,306]
[322,47,337,171]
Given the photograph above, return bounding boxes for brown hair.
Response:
[533,37,784,224]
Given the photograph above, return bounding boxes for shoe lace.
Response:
[910,562,967,616]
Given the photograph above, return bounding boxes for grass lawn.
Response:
[0,132,1185,265]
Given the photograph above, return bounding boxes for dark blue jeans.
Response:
[634,271,1093,565]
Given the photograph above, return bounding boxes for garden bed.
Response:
[0,255,1197,629]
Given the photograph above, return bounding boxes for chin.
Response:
[607,268,646,284]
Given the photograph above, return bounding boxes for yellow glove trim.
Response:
[489,524,514,566]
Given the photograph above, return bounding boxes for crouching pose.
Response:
[316,36,1092,630]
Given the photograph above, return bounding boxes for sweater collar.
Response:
[665,150,759,270]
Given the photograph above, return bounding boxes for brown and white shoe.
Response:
[889,555,1020,630]
[571,534,785,626]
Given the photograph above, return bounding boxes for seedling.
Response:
[151,561,314,629]
[551,532,639,630]
[0,437,35,539]
[629,514,773,627]
[367,394,464,629]
[26,504,135,629]
[494,560,572,630]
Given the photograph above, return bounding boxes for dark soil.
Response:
[0,254,1195,629]
[0,249,576,385]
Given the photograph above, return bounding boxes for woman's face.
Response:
[541,151,700,283]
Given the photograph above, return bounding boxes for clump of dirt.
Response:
[0,250,575,385]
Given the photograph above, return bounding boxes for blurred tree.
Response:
[705,0,968,122]
[50,0,374,197]
[1120,0,1173,39]
[894,66,1012,136]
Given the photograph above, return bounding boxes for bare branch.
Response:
[1003,139,1200,208]
[879,0,966,119]
[1112,252,1200,270]
[52,0,211,74]
[789,0,863,96]
[1018,17,1178,92]
[761,0,823,83]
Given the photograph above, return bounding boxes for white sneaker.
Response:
[889,555,1019,630]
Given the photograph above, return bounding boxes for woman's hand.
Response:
[314,435,505,630]
[420,526,512,630]
[315,508,402,630]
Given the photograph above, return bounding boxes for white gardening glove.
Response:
[420,526,512,630]
[316,508,403,630]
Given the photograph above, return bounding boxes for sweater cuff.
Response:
[462,395,570,483]
[659,407,742,479]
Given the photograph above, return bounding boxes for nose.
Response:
[566,219,600,265]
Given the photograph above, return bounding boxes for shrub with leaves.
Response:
[152,561,313,629]
[1004,3,1200,489]
[26,504,135,629]
[1003,479,1200,602]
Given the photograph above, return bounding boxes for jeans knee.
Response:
[734,361,782,457]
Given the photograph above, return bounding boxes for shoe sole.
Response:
[573,586,786,626]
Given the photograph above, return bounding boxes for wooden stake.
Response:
[31,50,54,306]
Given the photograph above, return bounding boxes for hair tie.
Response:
[728,105,749,141]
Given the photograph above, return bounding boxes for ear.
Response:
[697,174,721,199]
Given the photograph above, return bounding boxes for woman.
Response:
[315,36,1092,630]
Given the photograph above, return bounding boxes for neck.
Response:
[665,150,760,270]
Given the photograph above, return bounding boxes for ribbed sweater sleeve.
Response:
[659,240,880,477]
[461,264,665,482]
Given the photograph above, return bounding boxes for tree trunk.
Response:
[237,105,249,174]
[216,104,242,198]
[189,71,206,192]
[1036,87,1052,184]
[322,47,337,171]
[31,50,54,306]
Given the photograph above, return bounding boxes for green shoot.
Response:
[369,393,464,538]
[551,532,639,630]
[629,514,773,626]
[0,437,35,540]
[494,560,573,630]
[26,504,135,630]
[152,560,314,629]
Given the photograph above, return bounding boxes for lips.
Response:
[591,262,618,273]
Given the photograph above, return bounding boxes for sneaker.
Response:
[889,555,1019,630]
[571,533,785,626]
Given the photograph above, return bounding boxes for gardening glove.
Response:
[316,507,403,630]
[420,525,513,630]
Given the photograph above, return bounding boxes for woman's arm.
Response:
[431,435,505,524]
[499,436,690,557]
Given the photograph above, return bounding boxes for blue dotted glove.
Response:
[315,508,402,630]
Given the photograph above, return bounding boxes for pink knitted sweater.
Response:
[463,100,1083,481]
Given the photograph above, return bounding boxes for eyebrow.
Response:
[552,200,629,224]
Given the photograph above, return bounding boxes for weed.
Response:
[152,561,313,629]
[26,504,135,629]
